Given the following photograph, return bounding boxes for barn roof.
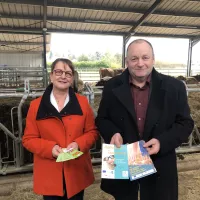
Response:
[0,0,200,53]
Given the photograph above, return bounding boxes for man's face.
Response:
[125,41,155,80]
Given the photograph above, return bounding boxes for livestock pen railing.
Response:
[0,82,200,175]
[0,83,102,175]
[0,68,48,88]
[1,67,200,86]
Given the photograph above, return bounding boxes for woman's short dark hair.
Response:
[51,58,75,75]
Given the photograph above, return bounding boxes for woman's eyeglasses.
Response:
[53,69,73,78]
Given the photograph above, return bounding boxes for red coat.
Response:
[22,85,99,198]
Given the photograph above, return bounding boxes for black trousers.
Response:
[113,183,139,200]
[112,174,178,200]
[114,192,138,200]
[43,190,84,200]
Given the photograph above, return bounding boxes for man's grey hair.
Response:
[126,39,155,58]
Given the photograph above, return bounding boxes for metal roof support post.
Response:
[126,0,163,40]
[187,39,192,77]
[122,36,126,68]
[43,30,48,87]
[43,0,48,87]
[192,38,200,47]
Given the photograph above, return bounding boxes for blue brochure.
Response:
[127,140,157,181]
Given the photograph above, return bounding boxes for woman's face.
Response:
[50,61,74,92]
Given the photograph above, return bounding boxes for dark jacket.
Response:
[96,68,194,200]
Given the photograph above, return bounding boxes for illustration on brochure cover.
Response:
[101,144,129,179]
[127,140,157,181]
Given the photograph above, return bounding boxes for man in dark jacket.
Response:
[95,39,194,200]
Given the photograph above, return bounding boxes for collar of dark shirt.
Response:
[129,73,152,89]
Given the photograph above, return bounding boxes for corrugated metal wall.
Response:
[0,53,43,68]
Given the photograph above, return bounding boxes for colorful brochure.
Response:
[101,144,129,179]
[56,148,83,162]
[101,141,156,180]
[127,140,157,181]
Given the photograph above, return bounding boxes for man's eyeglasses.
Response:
[53,69,73,78]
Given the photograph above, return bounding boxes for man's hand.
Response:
[143,138,160,155]
[52,145,63,158]
[110,133,123,148]
[67,142,79,151]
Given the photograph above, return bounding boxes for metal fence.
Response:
[0,67,48,88]
[1,82,200,175]
[1,67,200,86]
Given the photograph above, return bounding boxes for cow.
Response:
[95,76,112,87]
[192,75,200,82]
[113,68,125,76]
[97,68,125,87]
[177,76,198,84]
[99,68,114,79]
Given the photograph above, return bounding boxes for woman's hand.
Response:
[52,145,63,158]
[67,142,79,151]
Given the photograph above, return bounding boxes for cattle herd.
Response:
[95,68,200,87]
[95,68,125,87]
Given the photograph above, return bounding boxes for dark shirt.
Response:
[130,74,151,136]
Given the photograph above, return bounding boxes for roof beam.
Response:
[0,26,43,34]
[43,0,47,29]
[126,0,163,42]
[0,27,195,38]
[0,26,195,38]
[0,0,42,5]
[142,23,200,30]
[50,29,195,39]
[0,30,49,35]
[43,2,200,18]
[0,50,44,53]
[0,41,49,45]
[133,32,192,38]
[0,14,42,20]
[1,14,200,30]
[0,26,126,35]
[0,1,200,18]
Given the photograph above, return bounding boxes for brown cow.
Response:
[95,76,112,87]
[99,68,125,78]
[97,68,125,87]
[176,75,186,81]
[186,77,198,84]
[99,68,114,79]
[176,75,198,84]
[192,75,200,82]
[113,68,125,76]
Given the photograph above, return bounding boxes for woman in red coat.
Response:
[23,58,99,200]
